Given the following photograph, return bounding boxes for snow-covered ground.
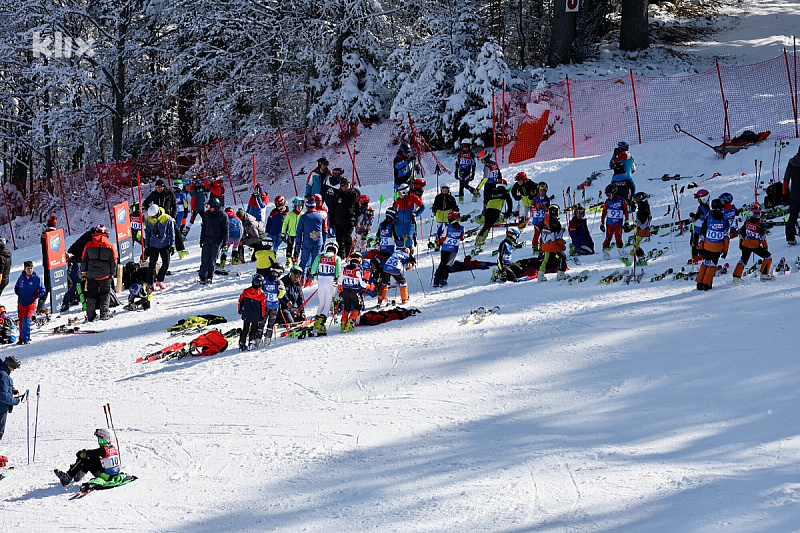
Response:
[2,0,800,531]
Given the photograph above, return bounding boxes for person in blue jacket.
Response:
[261,265,285,345]
[376,208,398,262]
[265,195,288,252]
[144,204,175,290]
[305,157,330,199]
[433,211,464,287]
[609,141,636,208]
[0,306,19,345]
[246,183,267,223]
[14,261,46,344]
[568,205,595,255]
[496,227,524,282]
[295,198,325,284]
[393,142,416,193]
[0,356,23,457]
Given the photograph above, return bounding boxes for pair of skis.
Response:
[461,306,499,325]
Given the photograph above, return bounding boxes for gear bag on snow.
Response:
[166,314,227,332]
[359,307,421,326]
[189,329,229,356]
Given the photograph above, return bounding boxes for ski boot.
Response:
[313,315,327,336]
[732,276,744,285]
[472,192,481,203]
[602,247,611,260]
[55,469,72,487]
[218,254,227,270]
[538,271,547,282]
[760,273,775,281]
[344,319,355,333]
[178,249,189,260]
[556,271,567,281]
[340,311,350,333]
[458,195,464,203]
[239,343,247,352]
[400,286,410,305]
[433,276,441,288]
[231,254,240,266]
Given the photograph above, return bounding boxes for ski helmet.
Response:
[207,197,221,209]
[251,273,265,288]
[506,227,521,240]
[292,197,304,208]
[94,224,110,236]
[412,178,427,190]
[358,194,370,205]
[477,150,491,161]
[605,183,618,196]
[400,246,412,255]
[4,355,21,369]
[262,237,273,250]
[349,251,363,264]
[397,183,410,197]
[496,178,508,186]
[305,198,316,210]
[129,283,142,296]
[633,192,650,202]
[172,179,183,188]
[289,265,303,276]
[275,195,286,207]
[331,167,344,178]
[399,142,412,155]
[365,207,375,217]
[326,241,339,254]
[385,207,398,220]
[538,181,548,192]
[718,192,733,204]
[441,185,450,193]
[268,264,284,279]
[461,138,472,148]
[710,198,724,212]
[549,205,560,217]
[694,189,709,202]
[750,203,762,218]
[574,205,586,218]
[514,172,528,183]
[447,211,461,222]
[617,141,630,151]
[95,428,112,446]
[317,157,329,166]
[147,204,160,217]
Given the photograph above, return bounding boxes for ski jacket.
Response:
[602,196,629,226]
[568,217,594,252]
[484,185,513,217]
[377,221,397,255]
[609,150,636,177]
[635,202,652,238]
[247,191,266,222]
[238,286,267,323]
[281,209,303,238]
[739,217,769,249]
[82,232,119,281]
[355,212,374,237]
[279,274,304,312]
[497,238,516,267]
[266,206,288,238]
[186,179,208,211]
[692,203,710,234]
[83,445,120,476]
[438,224,464,253]
[305,167,329,198]
[295,210,325,250]
[393,154,415,186]
[144,207,175,249]
[0,361,19,408]
[699,212,730,253]
[541,214,566,253]
[262,276,285,310]
[0,312,18,344]
[340,263,367,290]
[531,194,550,225]
[316,202,329,233]
[202,178,226,202]
[392,194,425,239]
[476,160,501,191]
[240,212,265,246]
[254,248,278,270]
[432,193,458,223]
[226,211,243,240]
[321,174,341,208]
[0,245,12,294]
[200,209,229,247]
[312,252,342,279]
[174,188,189,222]
[15,271,46,306]
[332,186,362,228]
[722,203,738,236]
[455,150,476,181]
[383,250,413,275]
[511,180,537,207]
[783,153,800,201]
[143,187,178,219]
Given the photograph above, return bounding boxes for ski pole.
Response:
[377,194,385,221]
[106,403,121,462]
[464,244,475,279]
[26,388,30,465]
[32,385,39,463]
[414,265,426,298]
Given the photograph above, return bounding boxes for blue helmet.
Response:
[292,197,304,207]
[718,192,733,204]
[129,283,142,296]
[506,227,521,240]
[617,141,629,150]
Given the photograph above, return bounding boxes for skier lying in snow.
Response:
[54,429,135,490]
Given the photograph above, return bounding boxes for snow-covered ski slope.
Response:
[2,134,800,532]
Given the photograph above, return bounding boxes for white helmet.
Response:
[147,204,160,217]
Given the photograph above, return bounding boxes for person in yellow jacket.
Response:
[254,238,279,278]
[281,197,304,266]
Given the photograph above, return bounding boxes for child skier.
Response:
[220,207,243,269]
[475,150,502,205]
[261,266,286,345]
[354,206,375,254]
[696,198,730,291]
[265,195,288,253]
[431,185,458,241]
[568,205,595,256]
[719,192,738,239]
[690,188,711,263]
[609,141,637,208]
[455,139,477,202]
[281,197,304,266]
[392,183,424,249]
[473,179,513,251]
[238,273,267,350]
[496,227,524,282]
[732,203,774,284]
[54,429,135,491]
[311,242,342,335]
[254,238,279,278]
[631,192,652,266]
[376,208,398,261]
[378,247,416,306]
[0,305,19,344]
[600,183,629,259]
[433,211,465,287]
[125,283,151,311]
[538,205,568,282]
[14,261,46,344]
[511,172,537,228]
[531,182,550,252]
[339,252,367,333]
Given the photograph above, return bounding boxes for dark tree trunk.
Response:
[620,0,649,51]
[548,0,577,66]
[112,19,127,161]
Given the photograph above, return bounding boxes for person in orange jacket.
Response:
[538,205,568,282]
[732,203,774,284]
[696,199,730,291]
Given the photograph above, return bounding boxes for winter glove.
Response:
[170,246,176,256]
[81,272,87,280]
[600,223,606,233]
[238,308,243,315]
[144,247,151,257]
[282,233,288,242]
[79,450,88,459]
[721,250,727,259]
[623,221,632,232]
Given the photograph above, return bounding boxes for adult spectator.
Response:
[783,145,800,245]
[331,177,362,258]
[81,226,118,322]
[198,198,228,284]
[0,238,11,296]
[144,205,175,290]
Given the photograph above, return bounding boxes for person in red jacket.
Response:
[81,226,118,322]
[202,175,226,206]
[238,273,267,350]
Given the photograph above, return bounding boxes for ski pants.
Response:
[734,246,772,278]
[458,178,476,198]
[380,271,407,288]
[698,249,723,286]
[240,320,261,347]
[341,288,364,312]
[17,301,35,342]
[173,220,185,252]
[147,246,171,285]
[86,278,112,322]
[63,258,82,307]
[298,244,322,279]
[478,208,502,239]
[316,276,337,317]
[531,224,544,249]
[269,233,282,253]
[190,208,204,224]
[539,251,567,273]
[0,410,6,441]
[198,242,220,282]
[284,236,296,262]
[67,451,104,479]
[603,224,624,248]
[435,250,458,282]
[263,308,279,340]
[335,224,354,259]
[500,263,524,282]
[787,198,800,242]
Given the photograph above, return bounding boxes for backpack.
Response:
[122,261,145,290]
[359,307,420,326]
[764,182,786,208]
[189,330,229,356]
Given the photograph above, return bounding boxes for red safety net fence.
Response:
[3,115,449,248]
[496,53,800,166]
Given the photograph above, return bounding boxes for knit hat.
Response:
[47,216,57,228]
